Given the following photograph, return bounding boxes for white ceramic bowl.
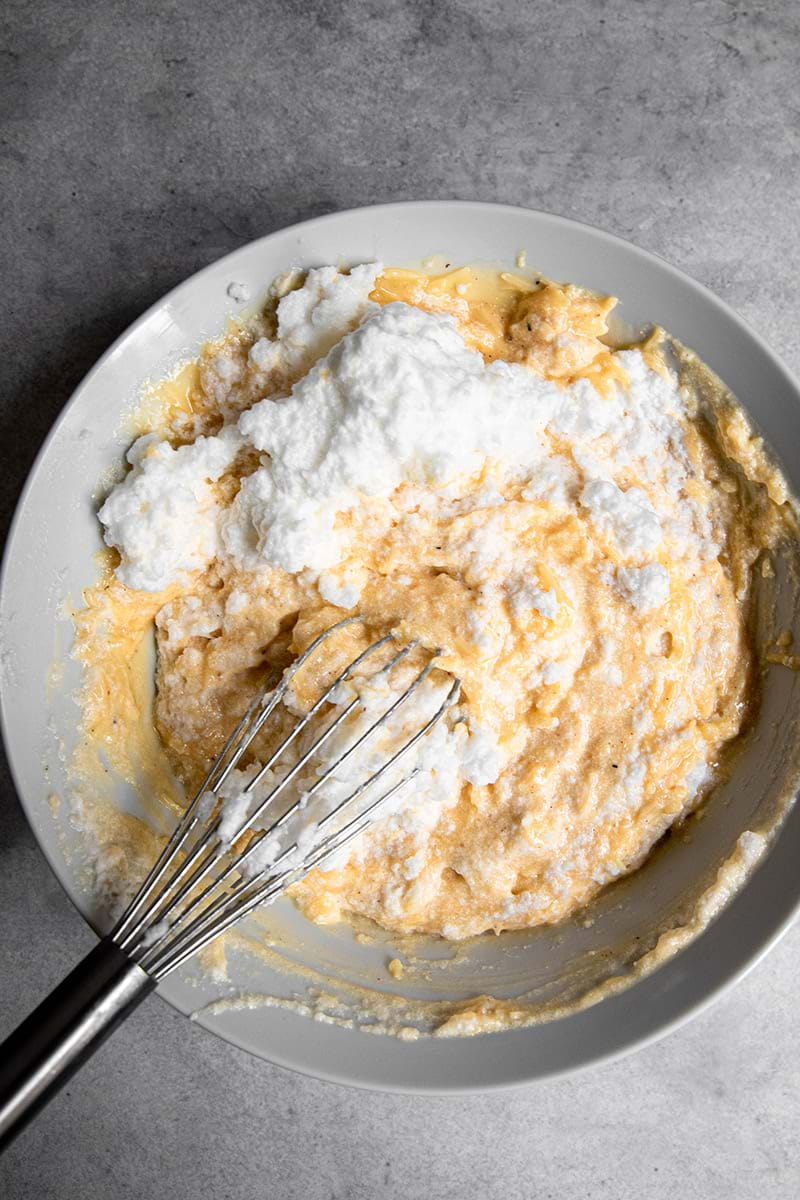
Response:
[3,202,800,1092]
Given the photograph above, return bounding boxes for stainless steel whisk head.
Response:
[0,617,460,1144]
[0,619,460,1142]
[112,616,461,980]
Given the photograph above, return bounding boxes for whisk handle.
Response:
[0,936,154,1151]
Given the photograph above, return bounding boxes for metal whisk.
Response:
[0,617,460,1148]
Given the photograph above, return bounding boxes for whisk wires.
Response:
[110,618,461,980]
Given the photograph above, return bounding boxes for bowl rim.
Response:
[3,199,800,1093]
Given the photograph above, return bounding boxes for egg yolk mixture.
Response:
[76,261,791,941]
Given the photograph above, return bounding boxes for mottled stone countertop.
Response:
[1,2,798,1196]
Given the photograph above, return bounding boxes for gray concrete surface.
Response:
[2,0,799,1195]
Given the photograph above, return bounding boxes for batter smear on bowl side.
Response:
[76,261,794,941]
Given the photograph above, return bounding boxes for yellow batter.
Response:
[75,263,791,942]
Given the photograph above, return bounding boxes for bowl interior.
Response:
[3,202,800,1090]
